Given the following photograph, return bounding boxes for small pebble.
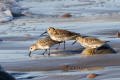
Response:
[87,73,98,78]
[60,13,72,18]
[117,32,120,38]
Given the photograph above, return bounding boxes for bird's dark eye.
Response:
[31,48,32,49]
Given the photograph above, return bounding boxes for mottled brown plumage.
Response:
[40,27,80,49]
[29,37,60,56]
[47,27,80,41]
[74,36,108,48]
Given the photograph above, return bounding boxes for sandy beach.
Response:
[0,0,120,80]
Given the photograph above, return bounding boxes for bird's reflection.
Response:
[81,44,117,55]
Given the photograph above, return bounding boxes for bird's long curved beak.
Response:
[29,51,31,57]
[72,41,77,45]
[40,31,47,36]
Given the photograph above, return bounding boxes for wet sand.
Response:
[1,0,120,80]
[1,19,120,80]
[1,54,120,72]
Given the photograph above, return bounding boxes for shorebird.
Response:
[29,37,61,57]
[72,36,109,49]
[40,27,80,49]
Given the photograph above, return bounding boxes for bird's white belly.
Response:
[39,45,49,50]
[51,36,72,41]
[81,43,88,48]
[87,44,103,48]
[81,42,104,48]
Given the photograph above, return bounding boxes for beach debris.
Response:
[0,9,13,23]
[0,0,23,17]
[0,0,26,22]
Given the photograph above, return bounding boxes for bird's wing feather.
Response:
[37,37,56,46]
[55,29,80,37]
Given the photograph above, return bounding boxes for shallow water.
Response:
[1,0,120,80]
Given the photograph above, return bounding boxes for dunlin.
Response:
[29,37,61,57]
[40,27,80,49]
[72,36,109,48]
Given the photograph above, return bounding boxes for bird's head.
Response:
[29,44,36,57]
[47,27,55,34]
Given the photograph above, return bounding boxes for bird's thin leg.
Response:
[92,48,97,55]
[48,48,51,56]
[42,49,47,55]
[56,43,60,50]
[64,41,66,50]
